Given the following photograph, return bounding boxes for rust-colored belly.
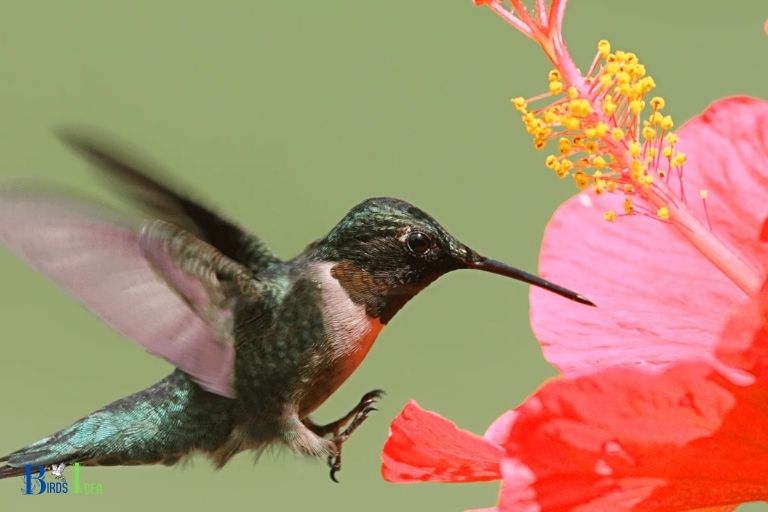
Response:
[298,317,383,417]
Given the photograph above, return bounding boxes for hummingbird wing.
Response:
[138,219,259,347]
[57,129,281,273]
[0,189,238,398]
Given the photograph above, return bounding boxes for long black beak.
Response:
[467,256,595,307]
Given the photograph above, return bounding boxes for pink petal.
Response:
[381,401,504,483]
[531,97,768,376]
[484,410,519,445]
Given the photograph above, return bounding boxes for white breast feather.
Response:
[311,262,373,357]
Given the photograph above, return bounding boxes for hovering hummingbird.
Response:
[0,133,593,482]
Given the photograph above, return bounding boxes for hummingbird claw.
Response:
[318,389,385,482]
[361,389,386,405]
[328,452,342,483]
[308,389,386,438]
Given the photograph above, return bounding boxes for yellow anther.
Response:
[700,189,709,199]
[593,178,607,195]
[639,174,654,188]
[598,40,611,57]
[604,210,617,222]
[512,97,528,112]
[563,117,581,130]
[545,155,558,168]
[671,152,687,166]
[569,99,592,117]
[617,83,632,96]
[617,71,631,84]
[592,156,607,169]
[509,42,683,201]
[599,74,613,88]
[549,81,563,95]
[630,99,645,115]
[573,171,589,189]
[650,96,665,110]
[543,109,558,123]
[639,76,656,92]
[657,206,670,220]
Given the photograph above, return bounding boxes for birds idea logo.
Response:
[20,462,103,496]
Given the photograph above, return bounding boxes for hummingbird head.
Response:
[312,197,593,324]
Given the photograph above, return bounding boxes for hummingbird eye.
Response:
[405,231,432,255]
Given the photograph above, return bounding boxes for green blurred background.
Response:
[0,1,765,510]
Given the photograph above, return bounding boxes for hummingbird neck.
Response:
[328,261,425,324]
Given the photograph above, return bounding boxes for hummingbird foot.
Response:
[308,389,385,438]
[282,416,338,460]
[305,389,385,482]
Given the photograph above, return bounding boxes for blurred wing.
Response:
[57,129,281,273]
[0,190,237,398]
[138,219,260,343]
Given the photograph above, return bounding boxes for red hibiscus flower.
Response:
[382,1,768,510]
[384,274,768,511]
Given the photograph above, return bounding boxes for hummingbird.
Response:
[0,132,593,482]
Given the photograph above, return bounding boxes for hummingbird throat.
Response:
[311,261,385,386]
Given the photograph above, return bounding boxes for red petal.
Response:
[531,97,768,376]
[493,363,768,511]
[759,217,768,243]
[381,401,504,483]
[718,286,768,380]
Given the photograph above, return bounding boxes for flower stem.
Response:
[662,189,761,296]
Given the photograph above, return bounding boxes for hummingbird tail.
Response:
[0,370,234,479]
[0,464,26,479]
